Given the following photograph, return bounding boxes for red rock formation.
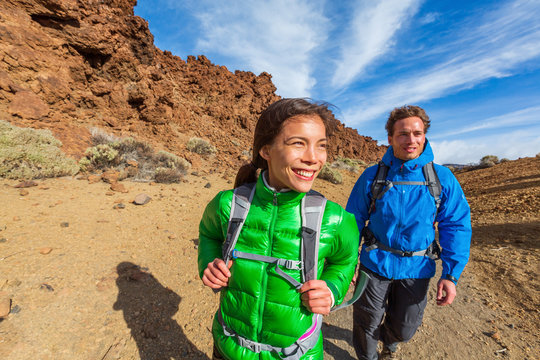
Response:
[0,0,385,169]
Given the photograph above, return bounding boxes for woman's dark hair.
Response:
[234,98,337,188]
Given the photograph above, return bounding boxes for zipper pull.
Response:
[273,192,278,205]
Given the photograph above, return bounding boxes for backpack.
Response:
[218,182,369,359]
[363,161,442,259]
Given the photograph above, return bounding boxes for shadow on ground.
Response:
[323,323,355,360]
[113,262,209,360]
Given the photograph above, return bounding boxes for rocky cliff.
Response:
[0,0,385,170]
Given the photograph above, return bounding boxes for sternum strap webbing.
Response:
[232,250,303,289]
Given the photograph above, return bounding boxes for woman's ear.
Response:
[259,145,271,161]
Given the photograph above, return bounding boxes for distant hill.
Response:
[0,0,386,170]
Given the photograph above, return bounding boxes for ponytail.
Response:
[234,162,259,188]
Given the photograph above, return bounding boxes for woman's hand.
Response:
[299,280,333,315]
[202,258,233,290]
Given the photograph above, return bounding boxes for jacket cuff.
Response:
[326,281,338,307]
[443,274,458,285]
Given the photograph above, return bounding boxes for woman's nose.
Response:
[303,146,318,163]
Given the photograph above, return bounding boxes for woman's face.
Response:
[260,115,327,193]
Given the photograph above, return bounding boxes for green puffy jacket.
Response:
[198,174,359,359]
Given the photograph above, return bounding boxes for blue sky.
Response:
[134,0,540,164]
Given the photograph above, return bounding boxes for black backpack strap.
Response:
[223,183,256,264]
[301,190,327,282]
[422,162,442,215]
[369,162,390,214]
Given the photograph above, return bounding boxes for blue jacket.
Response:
[346,140,471,282]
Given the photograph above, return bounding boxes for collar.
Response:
[255,171,305,206]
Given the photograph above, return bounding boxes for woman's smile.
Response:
[260,115,327,193]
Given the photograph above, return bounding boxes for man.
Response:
[346,105,471,359]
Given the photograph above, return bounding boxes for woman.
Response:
[198,98,359,359]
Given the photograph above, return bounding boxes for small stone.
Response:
[19,189,29,196]
[0,292,11,318]
[133,193,151,205]
[168,234,177,240]
[191,171,199,176]
[10,305,21,314]
[12,216,20,221]
[87,175,102,184]
[0,238,6,243]
[490,330,501,341]
[507,323,515,329]
[113,203,126,210]
[110,182,128,193]
[39,247,53,255]
[204,182,211,188]
[40,283,54,292]
[102,170,120,184]
[105,191,115,196]
[127,160,138,167]
[14,180,37,188]
[60,222,69,228]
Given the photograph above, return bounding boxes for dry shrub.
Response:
[80,129,190,182]
[318,164,342,184]
[154,167,183,184]
[0,120,79,179]
[90,127,119,145]
[330,157,366,173]
[480,155,499,168]
[186,137,216,155]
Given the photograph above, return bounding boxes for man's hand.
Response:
[436,279,456,306]
[202,258,232,290]
[299,280,333,315]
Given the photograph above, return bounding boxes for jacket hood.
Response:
[383,139,434,171]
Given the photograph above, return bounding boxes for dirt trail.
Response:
[0,157,538,359]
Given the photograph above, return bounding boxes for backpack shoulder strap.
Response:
[369,162,390,214]
[222,183,256,264]
[301,189,327,282]
[422,162,442,212]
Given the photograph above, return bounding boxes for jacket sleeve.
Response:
[198,191,228,279]
[320,208,360,306]
[436,168,472,283]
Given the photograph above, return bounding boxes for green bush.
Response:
[186,137,216,155]
[318,164,342,184]
[79,129,190,183]
[81,144,119,171]
[479,155,499,168]
[0,121,79,179]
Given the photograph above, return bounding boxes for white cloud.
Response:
[192,0,328,97]
[431,106,540,139]
[331,0,421,89]
[431,128,540,165]
[342,0,540,127]
[419,12,439,25]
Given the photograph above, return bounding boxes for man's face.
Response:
[388,116,426,161]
